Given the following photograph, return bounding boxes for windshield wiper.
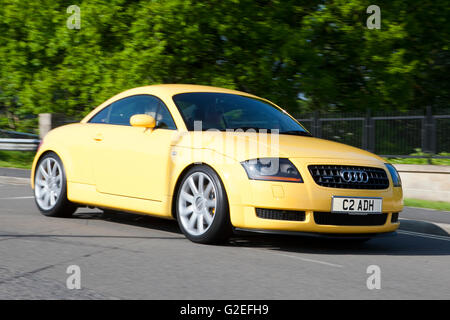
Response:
[279,130,313,137]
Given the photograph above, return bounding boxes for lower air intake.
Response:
[256,208,306,221]
[391,212,399,223]
[314,212,388,226]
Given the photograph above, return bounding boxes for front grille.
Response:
[314,212,388,226]
[391,212,399,223]
[256,208,305,221]
[308,165,389,189]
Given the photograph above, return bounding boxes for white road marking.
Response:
[239,243,344,268]
[0,196,34,200]
[277,253,344,268]
[398,230,450,242]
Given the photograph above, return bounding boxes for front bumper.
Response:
[230,206,400,234]
[233,227,398,239]
[226,158,403,234]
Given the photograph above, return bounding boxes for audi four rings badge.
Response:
[340,170,369,183]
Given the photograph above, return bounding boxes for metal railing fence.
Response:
[0,129,40,151]
[296,107,450,158]
[1,108,449,158]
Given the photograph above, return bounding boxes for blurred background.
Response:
[0,0,449,167]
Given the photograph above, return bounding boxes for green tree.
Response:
[0,0,448,132]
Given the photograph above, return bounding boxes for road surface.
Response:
[0,180,449,299]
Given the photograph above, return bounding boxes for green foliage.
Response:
[385,149,450,165]
[0,151,36,169]
[0,0,449,132]
[404,198,450,211]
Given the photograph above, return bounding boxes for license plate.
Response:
[331,196,382,214]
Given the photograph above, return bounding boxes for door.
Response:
[88,94,178,201]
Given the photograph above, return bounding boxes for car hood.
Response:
[174,131,385,163]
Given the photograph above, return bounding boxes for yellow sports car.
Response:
[31,84,403,243]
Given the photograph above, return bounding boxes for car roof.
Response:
[119,84,261,99]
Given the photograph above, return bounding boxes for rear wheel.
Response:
[176,166,231,244]
[34,152,77,217]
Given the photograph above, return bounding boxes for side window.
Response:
[88,94,176,129]
[89,105,111,124]
[109,95,158,126]
[156,101,177,130]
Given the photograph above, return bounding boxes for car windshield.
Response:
[172,92,311,135]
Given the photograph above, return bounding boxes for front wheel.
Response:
[176,166,231,244]
[34,152,77,217]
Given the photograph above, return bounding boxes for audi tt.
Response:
[31,84,403,243]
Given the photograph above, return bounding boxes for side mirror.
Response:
[130,114,156,129]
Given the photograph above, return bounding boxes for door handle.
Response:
[93,133,103,141]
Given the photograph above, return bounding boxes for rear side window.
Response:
[89,105,111,124]
[88,95,177,130]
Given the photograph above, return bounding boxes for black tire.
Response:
[175,165,232,244]
[34,152,77,218]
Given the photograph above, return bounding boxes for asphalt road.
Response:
[0,167,30,178]
[0,181,449,300]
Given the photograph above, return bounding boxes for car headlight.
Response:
[241,158,303,183]
[385,163,402,187]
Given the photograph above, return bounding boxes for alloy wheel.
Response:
[178,172,217,236]
[35,158,63,211]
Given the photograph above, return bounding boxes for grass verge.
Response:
[0,150,35,169]
[386,158,450,165]
[404,198,450,212]
[384,150,450,165]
